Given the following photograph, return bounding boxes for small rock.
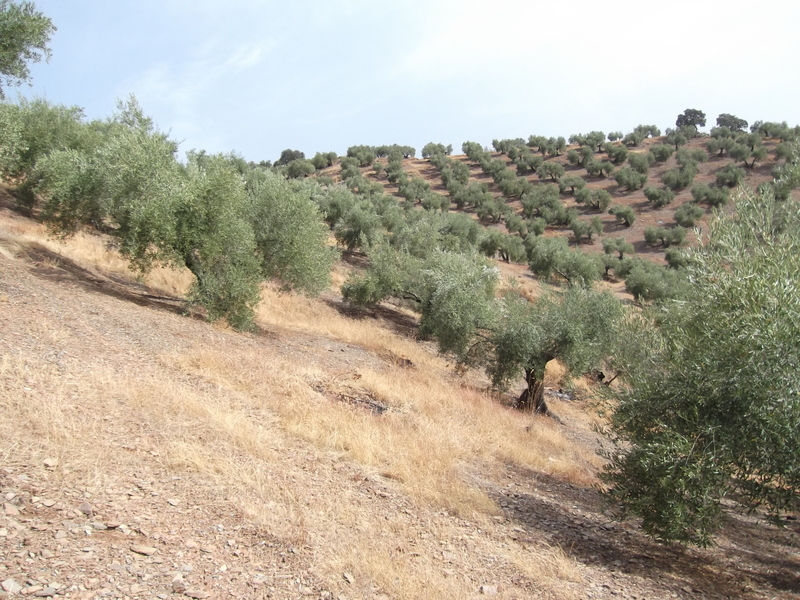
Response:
[2,579,23,594]
[41,499,56,508]
[40,549,54,559]
[199,545,214,553]
[184,589,210,599]
[105,521,121,529]
[91,521,107,530]
[479,584,498,595]
[167,498,179,507]
[54,530,67,540]
[129,583,147,594]
[342,573,354,584]
[34,587,56,597]
[78,502,93,515]
[3,503,19,517]
[130,544,157,556]
[172,577,188,593]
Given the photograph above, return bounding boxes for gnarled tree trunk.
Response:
[516,367,549,415]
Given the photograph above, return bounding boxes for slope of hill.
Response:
[318,134,787,268]
[2,188,799,599]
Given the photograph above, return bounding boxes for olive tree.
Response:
[674,203,704,227]
[609,204,636,227]
[35,98,335,329]
[602,169,800,545]
[489,286,622,414]
[0,0,55,98]
[643,186,675,208]
[527,235,603,287]
[691,183,729,207]
[614,166,647,191]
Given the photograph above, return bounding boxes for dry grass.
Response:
[0,204,611,598]
[0,212,193,297]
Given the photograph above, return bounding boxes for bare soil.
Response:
[1,198,799,599]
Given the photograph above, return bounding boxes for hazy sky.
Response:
[17,0,800,162]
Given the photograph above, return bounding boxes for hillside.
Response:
[315,132,788,271]
[2,186,799,600]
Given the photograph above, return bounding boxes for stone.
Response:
[43,458,58,469]
[167,498,179,507]
[33,587,57,597]
[78,502,93,516]
[342,573,354,585]
[183,589,210,599]
[130,544,157,556]
[40,549,54,559]
[479,585,498,595]
[171,577,188,594]
[1,579,23,594]
[3,503,19,517]
[91,522,107,530]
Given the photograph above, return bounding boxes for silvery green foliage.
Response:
[35,97,334,329]
[603,155,800,545]
[0,0,55,97]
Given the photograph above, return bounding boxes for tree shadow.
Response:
[19,241,195,318]
[323,295,420,340]
[492,465,800,598]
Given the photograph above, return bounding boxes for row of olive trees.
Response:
[0,96,336,329]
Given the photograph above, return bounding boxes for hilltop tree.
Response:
[0,0,55,98]
[286,159,316,178]
[422,142,452,158]
[276,148,305,166]
[676,108,706,132]
[715,113,748,132]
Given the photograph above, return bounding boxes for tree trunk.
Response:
[516,368,549,415]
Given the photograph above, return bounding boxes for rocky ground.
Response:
[1,201,799,599]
